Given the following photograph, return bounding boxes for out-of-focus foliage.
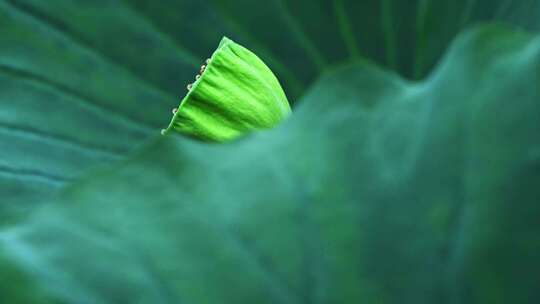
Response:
[0,0,539,303]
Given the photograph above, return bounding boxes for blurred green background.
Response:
[0,0,539,303]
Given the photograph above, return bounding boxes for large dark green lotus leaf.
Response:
[7,0,540,95]
[0,1,173,222]
[129,0,540,82]
[1,0,540,222]
[1,26,538,303]
[330,0,540,78]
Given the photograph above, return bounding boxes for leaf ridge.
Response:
[0,64,156,132]
[3,0,176,105]
[380,0,397,69]
[278,0,327,71]
[0,164,69,186]
[118,0,203,67]
[0,122,124,160]
[333,0,362,60]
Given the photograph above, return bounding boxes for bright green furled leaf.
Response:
[163,37,291,142]
[1,25,539,303]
